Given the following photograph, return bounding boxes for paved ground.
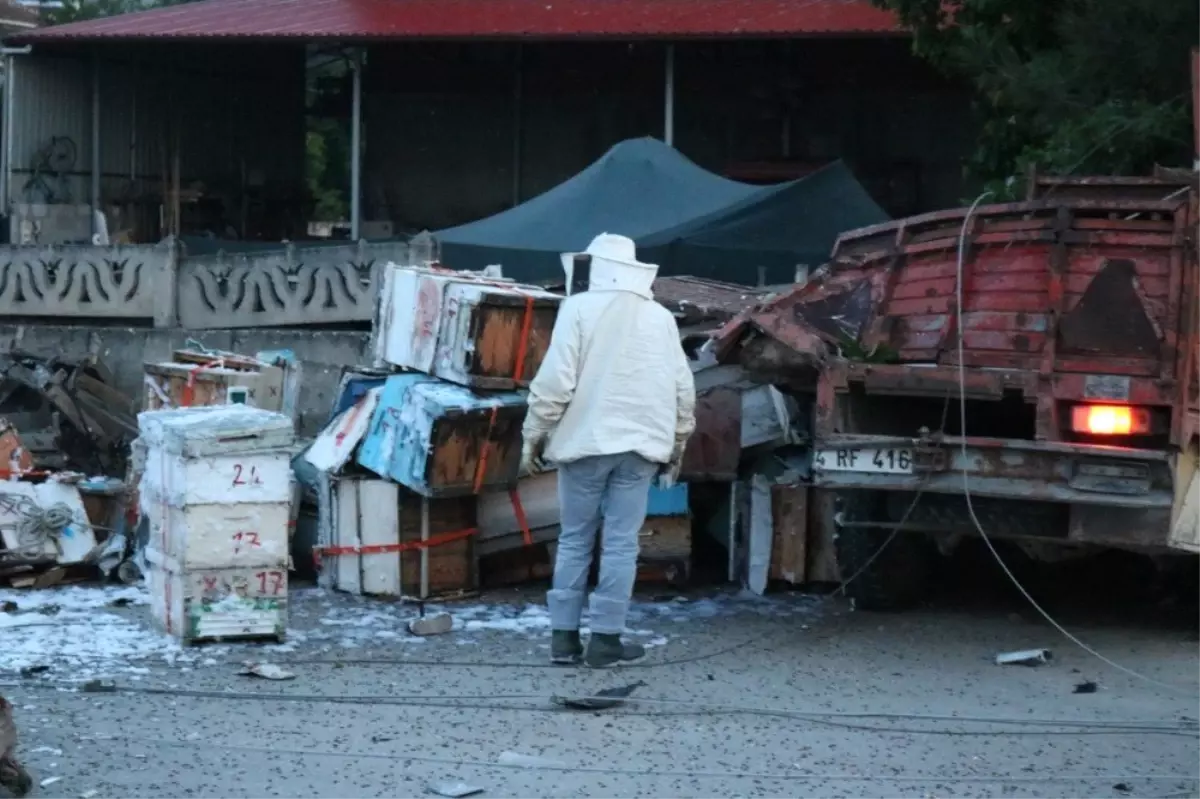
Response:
[1,567,1197,799]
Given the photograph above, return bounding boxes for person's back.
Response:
[520,234,696,668]
[539,289,686,467]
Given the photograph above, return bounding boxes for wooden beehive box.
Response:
[356,373,526,498]
[144,350,286,412]
[373,265,560,390]
[317,474,477,599]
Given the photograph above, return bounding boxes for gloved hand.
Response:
[519,433,548,476]
[656,437,688,490]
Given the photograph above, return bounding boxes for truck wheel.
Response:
[833,491,936,611]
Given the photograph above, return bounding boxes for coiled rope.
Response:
[0,493,77,559]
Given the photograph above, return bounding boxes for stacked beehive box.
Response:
[304,263,562,599]
[138,405,295,643]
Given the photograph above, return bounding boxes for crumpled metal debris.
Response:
[0,351,136,477]
[551,681,647,711]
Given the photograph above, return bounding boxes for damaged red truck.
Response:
[715,173,1199,609]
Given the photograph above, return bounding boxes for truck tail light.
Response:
[1070,404,1151,436]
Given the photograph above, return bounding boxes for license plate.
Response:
[814,448,914,475]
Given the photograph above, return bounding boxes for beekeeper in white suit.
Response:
[521,233,696,668]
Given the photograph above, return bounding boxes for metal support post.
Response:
[350,47,363,241]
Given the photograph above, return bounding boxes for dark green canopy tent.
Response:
[640,160,890,286]
[437,137,887,286]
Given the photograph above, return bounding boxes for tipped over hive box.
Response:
[137,405,295,642]
[356,373,526,498]
[372,264,560,389]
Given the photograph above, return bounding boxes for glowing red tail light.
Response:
[1070,405,1151,436]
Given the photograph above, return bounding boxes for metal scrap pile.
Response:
[0,352,139,588]
[0,351,137,476]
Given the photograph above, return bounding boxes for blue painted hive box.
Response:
[357,373,528,498]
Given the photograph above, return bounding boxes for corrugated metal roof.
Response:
[18,0,900,42]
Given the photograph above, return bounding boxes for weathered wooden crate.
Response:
[356,373,526,498]
[636,484,692,587]
[316,474,476,599]
[373,265,560,390]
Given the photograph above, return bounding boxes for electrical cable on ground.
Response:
[952,191,1199,697]
[273,631,767,670]
[7,680,1195,737]
[78,734,1200,786]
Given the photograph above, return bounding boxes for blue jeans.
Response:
[547,452,657,635]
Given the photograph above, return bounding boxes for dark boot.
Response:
[550,630,583,665]
[584,633,646,668]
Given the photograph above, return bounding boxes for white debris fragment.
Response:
[407,612,453,637]
[40,776,63,788]
[237,662,296,681]
[995,648,1052,666]
[428,780,484,798]
[497,751,566,768]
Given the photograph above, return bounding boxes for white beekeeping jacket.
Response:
[523,288,696,465]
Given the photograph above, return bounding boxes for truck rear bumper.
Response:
[812,434,1174,510]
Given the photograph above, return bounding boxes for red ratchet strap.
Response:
[472,406,500,494]
[512,295,535,382]
[181,357,226,407]
[507,488,535,546]
[334,397,368,447]
[313,527,478,568]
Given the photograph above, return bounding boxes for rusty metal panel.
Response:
[768,482,807,584]
[1058,259,1161,359]
[679,385,740,481]
[652,276,768,326]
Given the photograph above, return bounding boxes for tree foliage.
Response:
[873,0,1199,197]
[43,0,201,25]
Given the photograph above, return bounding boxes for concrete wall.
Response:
[0,323,371,438]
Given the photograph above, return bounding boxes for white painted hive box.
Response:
[144,500,291,571]
[138,405,294,507]
[141,449,292,507]
[137,405,295,457]
[373,264,560,389]
[146,557,287,643]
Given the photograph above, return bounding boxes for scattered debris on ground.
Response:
[995,649,1053,667]
[236,662,296,681]
[552,681,648,711]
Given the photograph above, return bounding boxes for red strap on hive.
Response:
[512,296,536,382]
[180,357,225,407]
[472,405,500,494]
[313,527,478,567]
[507,488,534,546]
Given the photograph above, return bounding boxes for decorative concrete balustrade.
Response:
[0,239,415,329]
[176,241,410,329]
[0,243,168,322]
